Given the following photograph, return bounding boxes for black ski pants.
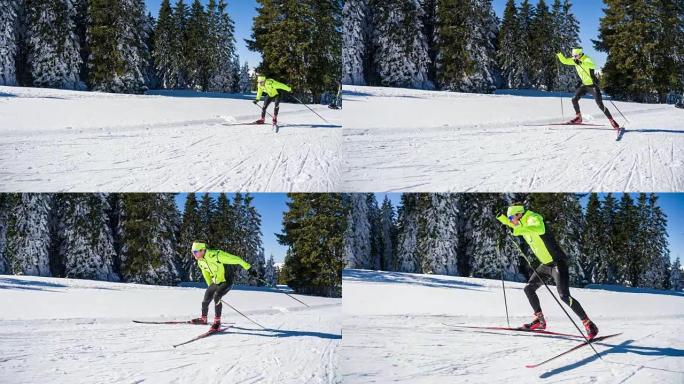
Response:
[262,94,282,119]
[572,85,614,120]
[524,260,588,320]
[201,281,231,318]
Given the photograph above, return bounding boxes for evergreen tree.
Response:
[171,0,188,88]
[640,193,670,289]
[530,0,555,89]
[197,193,217,244]
[5,194,53,276]
[671,257,682,291]
[231,193,265,285]
[26,0,82,89]
[153,0,174,88]
[238,61,251,93]
[497,0,520,89]
[515,0,534,88]
[372,0,430,88]
[599,193,620,284]
[342,0,367,85]
[178,193,202,281]
[613,193,639,285]
[379,195,396,271]
[417,194,460,275]
[117,193,180,285]
[264,254,277,286]
[552,0,580,91]
[580,193,603,284]
[0,0,19,85]
[0,194,11,273]
[343,193,373,269]
[395,193,420,273]
[278,194,346,297]
[185,0,210,90]
[208,0,237,92]
[54,193,117,281]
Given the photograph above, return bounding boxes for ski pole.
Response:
[497,239,511,328]
[220,299,267,330]
[556,62,565,120]
[252,101,275,119]
[290,95,331,124]
[507,234,603,360]
[256,277,309,307]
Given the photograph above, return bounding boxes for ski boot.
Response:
[609,118,620,130]
[272,117,278,125]
[190,316,207,325]
[567,113,582,125]
[582,318,599,339]
[522,311,546,331]
[208,317,221,333]
[255,118,265,125]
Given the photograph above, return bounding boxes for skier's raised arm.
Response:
[216,250,251,270]
[556,52,576,66]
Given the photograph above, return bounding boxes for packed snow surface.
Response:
[0,87,341,192]
[342,86,684,192]
[341,269,684,384]
[0,275,341,384]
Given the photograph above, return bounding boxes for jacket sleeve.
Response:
[216,250,251,270]
[556,53,575,66]
[201,268,213,286]
[582,56,596,70]
[273,80,292,93]
[513,213,546,236]
[256,85,264,101]
[496,214,515,228]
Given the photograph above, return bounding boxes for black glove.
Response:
[248,268,257,278]
[574,59,581,65]
[253,100,258,105]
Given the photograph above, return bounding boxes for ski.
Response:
[523,122,605,127]
[172,326,231,348]
[442,324,584,339]
[133,320,235,326]
[221,122,263,127]
[273,123,279,133]
[616,127,626,141]
[525,332,622,368]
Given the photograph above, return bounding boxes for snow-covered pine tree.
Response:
[306,0,343,100]
[640,193,671,289]
[197,193,217,244]
[552,0,580,91]
[26,0,82,89]
[598,193,620,284]
[178,193,203,281]
[278,193,346,297]
[0,194,11,273]
[153,0,175,88]
[528,193,584,285]
[367,194,383,270]
[671,257,682,291]
[171,0,188,88]
[185,0,210,90]
[530,0,555,90]
[342,0,367,85]
[117,194,181,285]
[208,0,237,92]
[230,193,264,285]
[580,193,604,284]
[613,193,639,286]
[395,193,420,273]
[497,0,520,89]
[379,195,396,271]
[264,254,277,286]
[119,0,151,93]
[211,193,234,251]
[416,194,460,275]
[343,193,373,269]
[54,193,117,281]
[514,0,534,88]
[5,194,53,276]
[371,0,430,89]
[0,0,19,85]
[462,194,520,281]
[238,61,251,93]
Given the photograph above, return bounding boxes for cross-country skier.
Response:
[189,241,255,332]
[557,48,620,130]
[253,75,292,125]
[497,204,599,339]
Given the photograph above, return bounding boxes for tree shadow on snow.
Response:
[583,284,684,298]
[539,339,684,378]
[0,277,66,292]
[279,123,341,129]
[0,92,17,98]
[146,90,255,101]
[343,270,488,292]
[221,325,341,340]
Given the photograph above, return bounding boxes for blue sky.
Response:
[175,193,288,263]
[492,0,607,68]
[145,0,261,68]
[377,193,683,263]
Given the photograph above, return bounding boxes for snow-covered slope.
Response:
[0,86,341,192]
[0,275,341,384]
[341,269,684,384]
[342,86,684,192]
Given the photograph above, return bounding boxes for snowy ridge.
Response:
[0,86,341,192]
[343,85,684,192]
[342,269,684,383]
[0,275,341,384]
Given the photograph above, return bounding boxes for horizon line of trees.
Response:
[344,193,682,292]
[343,0,684,102]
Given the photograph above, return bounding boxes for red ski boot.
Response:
[522,312,546,330]
[272,117,278,125]
[583,318,599,339]
[609,118,620,130]
[567,113,582,125]
[190,316,207,325]
[208,317,221,333]
[255,118,265,125]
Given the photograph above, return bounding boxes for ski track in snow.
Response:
[342,86,684,192]
[341,270,684,384]
[0,275,341,384]
[0,86,341,192]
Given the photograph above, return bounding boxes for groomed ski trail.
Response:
[0,86,341,192]
[341,269,684,384]
[0,275,341,384]
[342,86,684,192]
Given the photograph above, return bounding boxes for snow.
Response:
[342,86,684,192]
[342,269,684,384]
[0,275,341,384]
[0,86,341,192]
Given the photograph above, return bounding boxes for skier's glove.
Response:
[253,100,258,105]
[248,268,258,278]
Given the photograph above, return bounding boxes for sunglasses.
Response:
[192,250,203,255]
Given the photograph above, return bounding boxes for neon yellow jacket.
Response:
[556,53,597,86]
[256,79,292,100]
[197,249,251,286]
[498,211,554,264]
